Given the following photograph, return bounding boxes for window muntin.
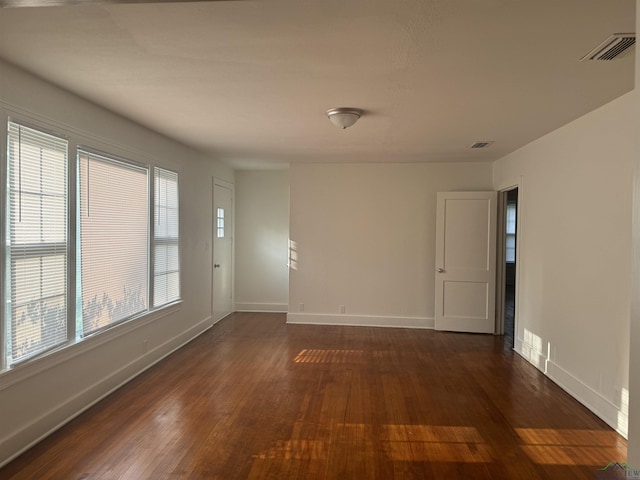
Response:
[78,150,149,337]
[153,167,180,307]
[6,122,68,365]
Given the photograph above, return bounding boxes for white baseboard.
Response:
[235,302,288,313]
[0,316,214,468]
[514,338,628,438]
[286,313,434,329]
[514,337,548,372]
[546,360,628,438]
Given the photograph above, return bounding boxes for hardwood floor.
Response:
[504,284,515,350]
[0,312,626,479]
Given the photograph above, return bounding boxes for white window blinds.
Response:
[153,168,180,307]
[78,150,148,336]
[7,122,68,365]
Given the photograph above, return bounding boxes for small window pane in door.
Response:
[217,208,225,238]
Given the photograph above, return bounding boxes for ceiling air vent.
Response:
[470,141,494,149]
[580,33,636,61]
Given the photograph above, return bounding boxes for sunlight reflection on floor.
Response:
[252,424,625,466]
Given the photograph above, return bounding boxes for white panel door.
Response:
[435,191,497,333]
[213,181,233,322]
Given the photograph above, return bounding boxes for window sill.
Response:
[0,300,182,392]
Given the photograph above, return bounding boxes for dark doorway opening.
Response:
[503,188,518,350]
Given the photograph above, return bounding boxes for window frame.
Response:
[0,113,182,375]
[505,201,517,264]
[5,120,70,367]
[77,147,151,338]
[152,166,180,308]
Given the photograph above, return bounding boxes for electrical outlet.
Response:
[143,340,148,354]
[299,303,304,312]
[339,305,345,314]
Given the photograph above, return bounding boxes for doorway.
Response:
[500,188,518,349]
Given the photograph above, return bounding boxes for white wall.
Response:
[493,91,634,437]
[627,0,640,464]
[234,170,289,312]
[288,162,493,328]
[0,59,233,466]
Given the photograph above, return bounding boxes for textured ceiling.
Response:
[0,0,635,168]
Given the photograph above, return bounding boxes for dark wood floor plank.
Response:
[0,312,627,479]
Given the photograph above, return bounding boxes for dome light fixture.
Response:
[326,107,363,129]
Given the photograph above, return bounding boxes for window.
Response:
[78,150,148,336]
[505,202,517,263]
[6,122,68,365]
[153,167,180,307]
[2,119,181,371]
[216,207,225,238]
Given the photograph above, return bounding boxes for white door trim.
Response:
[495,177,522,338]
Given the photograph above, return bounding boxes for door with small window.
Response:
[213,181,233,322]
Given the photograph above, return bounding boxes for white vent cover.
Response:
[470,141,494,149]
[580,33,636,61]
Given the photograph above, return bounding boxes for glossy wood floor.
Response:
[0,312,626,479]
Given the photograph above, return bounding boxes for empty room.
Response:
[1,0,640,479]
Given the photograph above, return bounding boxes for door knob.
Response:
[214,264,221,268]
[437,268,445,273]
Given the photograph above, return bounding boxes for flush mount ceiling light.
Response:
[326,108,363,129]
